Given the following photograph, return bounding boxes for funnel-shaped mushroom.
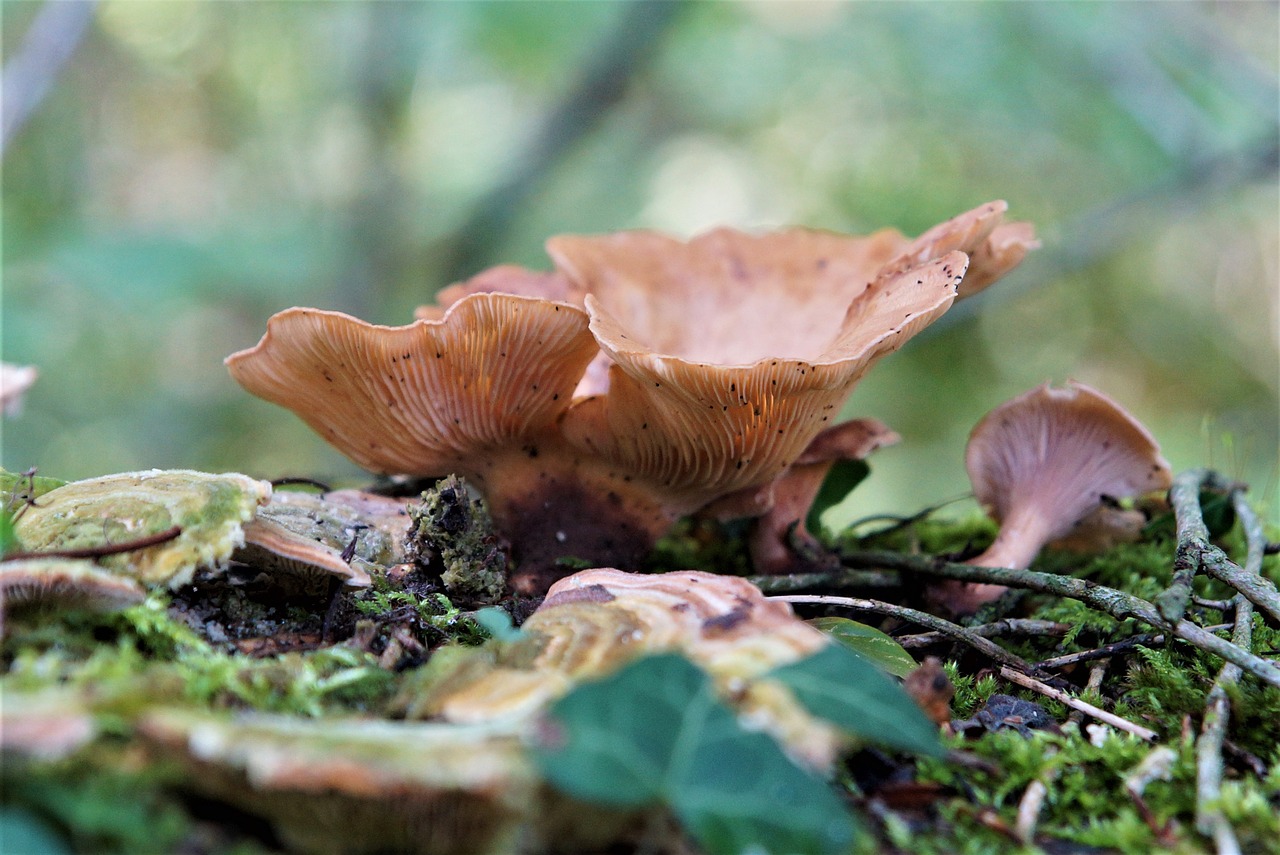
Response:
[947,381,1172,613]
[229,204,1034,592]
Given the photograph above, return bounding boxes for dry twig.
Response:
[1036,625,1232,670]
[1194,488,1264,853]
[897,619,1071,650]
[2,526,183,562]
[769,594,1067,688]
[998,666,1158,742]
[835,551,1280,688]
[1163,469,1280,625]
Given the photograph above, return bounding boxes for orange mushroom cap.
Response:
[227,290,598,479]
[228,204,1035,589]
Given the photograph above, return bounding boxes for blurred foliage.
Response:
[2,1,1276,523]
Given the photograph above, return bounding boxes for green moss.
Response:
[405,476,508,603]
[1,744,194,854]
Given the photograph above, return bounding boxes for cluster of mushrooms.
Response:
[228,200,1083,598]
[1,201,1186,853]
[226,201,1177,606]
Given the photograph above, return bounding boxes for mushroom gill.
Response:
[227,290,599,479]
[228,204,1035,591]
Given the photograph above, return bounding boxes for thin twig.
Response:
[1163,469,1280,625]
[1,526,182,561]
[1067,659,1110,728]
[1014,777,1049,846]
[897,618,1071,650]
[747,569,900,593]
[998,666,1158,742]
[1036,625,1232,670]
[1195,488,1263,852]
[837,550,1280,689]
[1155,469,1213,622]
[1205,487,1280,625]
[1,0,98,155]
[770,594,1068,688]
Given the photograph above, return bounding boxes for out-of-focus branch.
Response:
[936,134,1280,332]
[1,0,98,157]
[437,0,683,285]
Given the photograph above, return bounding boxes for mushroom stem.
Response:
[479,443,678,594]
[968,507,1060,572]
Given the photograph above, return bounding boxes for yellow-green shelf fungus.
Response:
[13,470,271,589]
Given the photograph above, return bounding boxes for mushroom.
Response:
[701,418,901,574]
[0,558,146,623]
[233,488,417,591]
[13,470,272,589]
[945,381,1173,613]
[228,204,1035,592]
[0,362,38,417]
[410,567,839,769]
[136,708,536,855]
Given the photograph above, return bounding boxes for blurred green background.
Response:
[2,1,1277,526]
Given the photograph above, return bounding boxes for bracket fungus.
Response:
[228,202,1035,591]
[946,381,1173,613]
[12,470,272,589]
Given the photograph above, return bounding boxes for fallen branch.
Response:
[897,619,1071,650]
[998,666,1158,742]
[769,594,1067,688]
[1195,485,1264,852]
[1036,625,1232,670]
[747,569,900,593]
[1155,468,1211,621]
[836,551,1280,689]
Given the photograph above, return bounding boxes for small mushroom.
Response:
[702,418,900,574]
[0,362,38,417]
[233,488,416,591]
[945,382,1173,613]
[0,558,146,631]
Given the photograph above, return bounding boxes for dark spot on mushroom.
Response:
[526,446,539,459]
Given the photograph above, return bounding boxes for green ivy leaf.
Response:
[534,654,858,855]
[0,509,17,556]
[805,459,869,536]
[0,468,68,503]
[808,616,918,678]
[769,645,942,757]
[473,606,525,642]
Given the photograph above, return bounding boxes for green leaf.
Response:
[534,654,858,855]
[473,606,525,642]
[808,617,918,678]
[805,459,869,535]
[0,468,67,504]
[0,509,17,556]
[0,807,72,855]
[769,645,942,758]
